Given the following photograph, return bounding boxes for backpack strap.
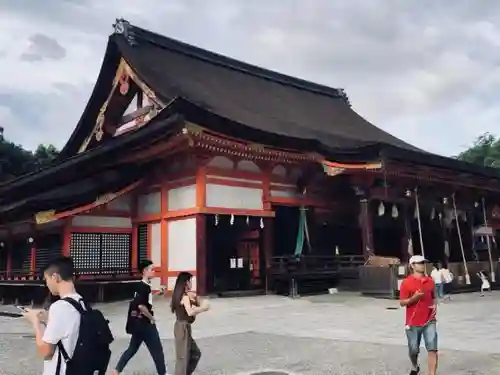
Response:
[55,297,87,374]
[61,297,87,314]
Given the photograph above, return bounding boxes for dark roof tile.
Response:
[115,24,420,152]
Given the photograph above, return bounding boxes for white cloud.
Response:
[0,0,500,156]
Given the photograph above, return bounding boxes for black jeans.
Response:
[115,323,167,375]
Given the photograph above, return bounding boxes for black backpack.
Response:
[56,297,114,375]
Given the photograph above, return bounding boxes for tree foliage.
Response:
[456,133,500,168]
[0,137,59,182]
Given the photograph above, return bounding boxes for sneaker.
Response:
[410,366,420,375]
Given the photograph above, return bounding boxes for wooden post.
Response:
[130,192,138,272]
[482,198,496,282]
[29,239,36,278]
[263,217,274,294]
[400,204,410,263]
[452,194,470,284]
[62,219,72,257]
[358,198,374,260]
[196,214,207,296]
[414,190,425,258]
[440,214,449,265]
[160,185,168,285]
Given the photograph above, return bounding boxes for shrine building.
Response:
[1,19,500,301]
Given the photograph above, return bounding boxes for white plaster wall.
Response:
[168,185,196,211]
[150,223,162,265]
[206,184,263,210]
[150,222,162,291]
[168,218,197,271]
[236,160,260,172]
[207,156,233,169]
[107,193,131,212]
[270,189,297,198]
[137,192,161,215]
[72,216,132,228]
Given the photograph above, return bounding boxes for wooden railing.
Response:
[0,267,140,283]
[0,270,43,282]
[268,255,365,278]
[75,267,140,279]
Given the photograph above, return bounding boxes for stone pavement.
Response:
[1,292,500,374]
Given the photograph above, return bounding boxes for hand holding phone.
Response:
[16,305,28,313]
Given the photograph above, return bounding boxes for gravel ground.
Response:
[1,292,499,374]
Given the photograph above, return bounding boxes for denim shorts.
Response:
[405,321,438,354]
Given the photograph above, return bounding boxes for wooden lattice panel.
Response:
[101,233,131,274]
[138,224,148,264]
[70,233,101,275]
[36,246,62,274]
[7,240,31,273]
[0,247,6,272]
[21,246,31,273]
[70,232,132,275]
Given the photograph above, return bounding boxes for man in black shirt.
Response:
[111,260,169,375]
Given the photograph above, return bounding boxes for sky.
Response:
[1,0,500,156]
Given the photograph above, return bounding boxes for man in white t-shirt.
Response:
[23,257,83,375]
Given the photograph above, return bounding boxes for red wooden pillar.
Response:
[130,192,139,272]
[160,185,168,285]
[196,214,207,296]
[62,219,72,256]
[263,217,274,293]
[29,238,36,277]
[358,198,374,260]
[131,225,138,271]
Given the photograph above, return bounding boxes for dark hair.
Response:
[433,262,441,269]
[44,256,74,281]
[138,260,153,274]
[170,272,193,313]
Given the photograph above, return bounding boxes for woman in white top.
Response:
[478,271,491,296]
[431,262,444,300]
[441,265,454,300]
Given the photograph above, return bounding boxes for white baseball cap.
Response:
[409,255,428,264]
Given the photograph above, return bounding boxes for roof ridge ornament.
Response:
[112,18,136,46]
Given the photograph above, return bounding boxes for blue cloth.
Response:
[405,321,438,355]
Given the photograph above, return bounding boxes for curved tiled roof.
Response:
[115,23,420,152]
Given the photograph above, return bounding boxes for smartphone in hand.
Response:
[16,306,28,313]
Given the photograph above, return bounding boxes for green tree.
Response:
[33,144,59,171]
[456,133,500,168]
[0,137,59,182]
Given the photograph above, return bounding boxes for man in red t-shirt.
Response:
[400,255,438,375]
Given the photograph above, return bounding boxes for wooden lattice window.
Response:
[70,232,132,275]
[36,233,63,274]
[101,233,131,273]
[138,224,149,264]
[70,233,100,275]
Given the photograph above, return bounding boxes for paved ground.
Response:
[1,292,500,374]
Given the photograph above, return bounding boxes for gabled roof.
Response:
[60,19,420,160]
[118,22,420,151]
[58,19,500,180]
